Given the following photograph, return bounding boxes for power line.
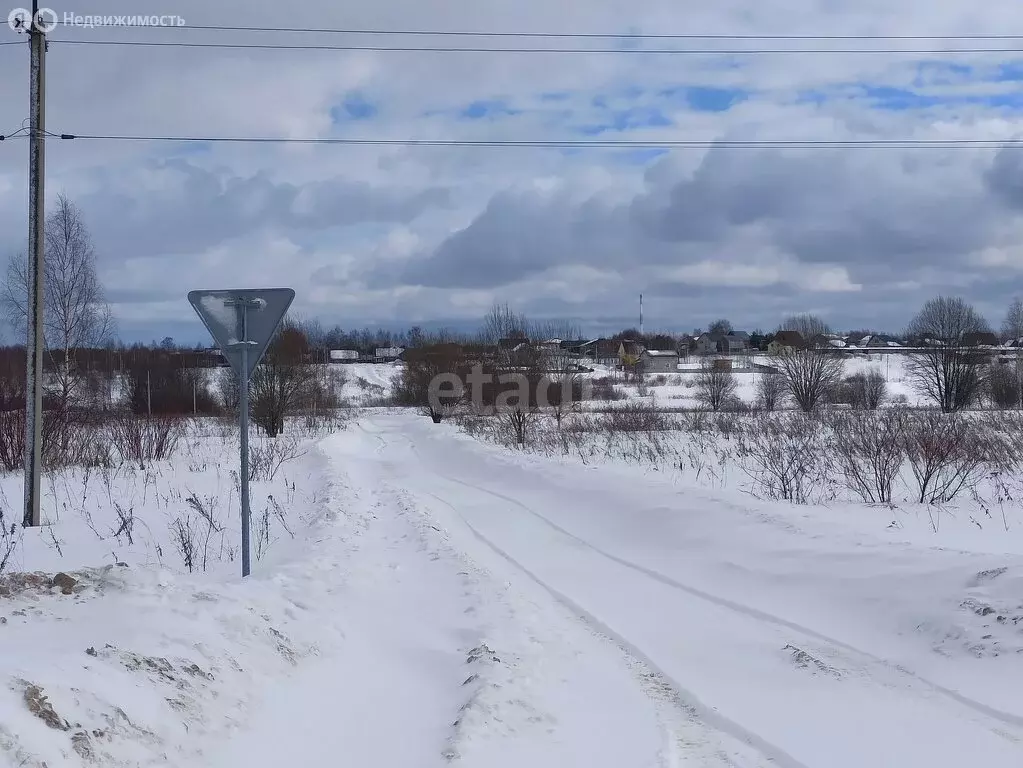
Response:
[50,133,1023,149]
[88,22,1023,42]
[44,39,1023,54]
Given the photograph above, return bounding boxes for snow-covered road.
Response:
[310,412,1023,768]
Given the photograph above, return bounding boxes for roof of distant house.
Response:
[772,330,807,349]
[498,337,529,350]
[963,331,999,347]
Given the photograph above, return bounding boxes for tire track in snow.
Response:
[358,421,781,767]
[372,417,1023,743]
[415,486,807,768]
[422,463,1023,737]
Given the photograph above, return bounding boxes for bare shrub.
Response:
[1,506,21,574]
[985,411,1023,471]
[720,395,750,413]
[108,413,183,468]
[589,377,627,401]
[543,374,581,427]
[695,365,737,412]
[255,505,273,561]
[186,493,224,572]
[169,516,198,573]
[711,411,745,439]
[218,366,240,413]
[772,346,844,413]
[987,363,1022,410]
[834,369,888,410]
[301,406,352,436]
[0,408,109,472]
[111,502,135,546]
[736,414,832,503]
[595,403,672,433]
[903,411,988,504]
[756,374,787,411]
[857,369,887,409]
[268,495,293,539]
[0,410,35,472]
[249,432,304,482]
[830,409,906,503]
[500,406,536,446]
[679,409,712,433]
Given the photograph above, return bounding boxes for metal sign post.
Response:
[188,288,295,577]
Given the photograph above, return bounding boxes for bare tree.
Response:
[4,195,114,410]
[544,373,580,427]
[756,372,787,411]
[529,318,581,343]
[905,296,990,413]
[771,343,844,413]
[394,343,466,422]
[1001,298,1023,410]
[708,318,732,335]
[695,363,737,411]
[218,366,241,413]
[779,313,830,341]
[1001,298,1023,343]
[479,302,527,344]
[250,320,320,437]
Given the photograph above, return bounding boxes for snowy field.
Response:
[196,361,400,407]
[4,353,1023,767]
[582,353,924,409]
[334,362,402,406]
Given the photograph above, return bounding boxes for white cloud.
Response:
[1,0,1023,337]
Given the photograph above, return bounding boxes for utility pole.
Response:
[23,1,47,527]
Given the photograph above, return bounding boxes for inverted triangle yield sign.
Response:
[188,288,295,379]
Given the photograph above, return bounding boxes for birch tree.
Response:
[4,195,114,409]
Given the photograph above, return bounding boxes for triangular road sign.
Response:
[188,288,295,380]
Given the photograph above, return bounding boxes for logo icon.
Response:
[7,7,30,31]
[7,6,57,32]
[34,6,56,31]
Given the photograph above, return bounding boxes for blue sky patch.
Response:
[331,92,377,122]
[913,61,972,87]
[459,99,521,119]
[659,85,748,111]
[996,61,1023,81]
[862,86,944,110]
[578,106,673,135]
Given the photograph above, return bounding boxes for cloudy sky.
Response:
[2,0,1023,342]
